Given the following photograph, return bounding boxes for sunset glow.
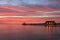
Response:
[0,15,60,18]
[0,0,60,40]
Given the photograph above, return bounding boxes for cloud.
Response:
[0,0,60,7]
[36,11,60,14]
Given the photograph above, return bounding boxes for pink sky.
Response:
[0,6,60,24]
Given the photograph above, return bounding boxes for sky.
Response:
[0,0,60,16]
[0,0,60,7]
[0,0,60,23]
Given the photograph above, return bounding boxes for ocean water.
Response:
[0,24,60,40]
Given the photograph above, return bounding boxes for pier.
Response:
[22,21,60,25]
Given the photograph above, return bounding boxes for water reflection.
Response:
[45,25,56,40]
[0,24,60,40]
[45,25,56,33]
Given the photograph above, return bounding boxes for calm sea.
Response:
[0,24,60,40]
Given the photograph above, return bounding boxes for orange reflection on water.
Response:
[46,25,56,34]
[45,25,57,40]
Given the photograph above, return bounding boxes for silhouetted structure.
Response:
[22,21,60,25]
[45,21,56,25]
[22,22,26,25]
